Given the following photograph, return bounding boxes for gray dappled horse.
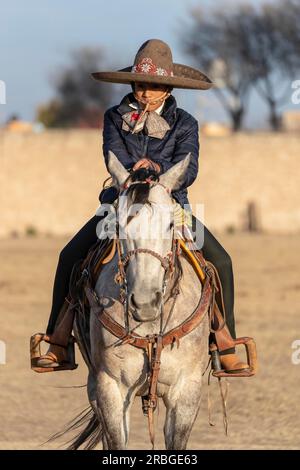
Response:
[72,152,210,450]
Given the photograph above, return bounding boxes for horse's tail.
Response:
[45,406,103,450]
[67,407,102,450]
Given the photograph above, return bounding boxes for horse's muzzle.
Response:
[129,292,162,322]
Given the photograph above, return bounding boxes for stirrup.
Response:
[30,333,78,373]
[210,337,258,378]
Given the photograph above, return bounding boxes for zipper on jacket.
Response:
[142,135,149,157]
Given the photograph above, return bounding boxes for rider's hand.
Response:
[133,158,151,170]
[133,158,161,173]
[148,160,161,173]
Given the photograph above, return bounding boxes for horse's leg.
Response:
[97,373,131,450]
[163,380,202,450]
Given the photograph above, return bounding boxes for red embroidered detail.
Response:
[130,112,140,121]
[132,57,174,77]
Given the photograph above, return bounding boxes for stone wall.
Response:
[0,129,299,237]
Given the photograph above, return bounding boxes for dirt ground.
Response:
[0,233,300,450]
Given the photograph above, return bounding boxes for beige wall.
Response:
[0,129,299,237]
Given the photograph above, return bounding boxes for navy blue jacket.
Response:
[102,93,199,207]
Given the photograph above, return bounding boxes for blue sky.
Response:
[0,0,296,128]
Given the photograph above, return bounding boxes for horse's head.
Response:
[108,151,191,322]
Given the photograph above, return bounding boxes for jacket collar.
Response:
[117,93,177,127]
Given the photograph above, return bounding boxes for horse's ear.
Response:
[107,151,129,188]
[159,153,192,192]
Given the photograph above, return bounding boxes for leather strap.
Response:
[147,335,163,448]
[85,275,212,351]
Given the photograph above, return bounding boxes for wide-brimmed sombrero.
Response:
[91,39,213,90]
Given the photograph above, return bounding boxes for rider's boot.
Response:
[220,352,249,373]
[190,247,251,375]
[212,304,250,374]
[36,343,69,368]
[36,302,75,370]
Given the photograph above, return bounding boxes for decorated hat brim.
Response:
[91,63,213,90]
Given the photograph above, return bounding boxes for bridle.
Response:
[114,178,180,333]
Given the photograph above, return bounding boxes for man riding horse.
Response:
[33,39,251,375]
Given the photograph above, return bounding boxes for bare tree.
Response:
[181,0,300,131]
[181,4,258,131]
[37,47,113,128]
[274,0,300,65]
[240,2,299,130]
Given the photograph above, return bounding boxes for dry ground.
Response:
[0,233,300,449]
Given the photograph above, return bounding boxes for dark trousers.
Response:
[46,215,236,341]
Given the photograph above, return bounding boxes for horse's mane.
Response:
[125,168,159,225]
